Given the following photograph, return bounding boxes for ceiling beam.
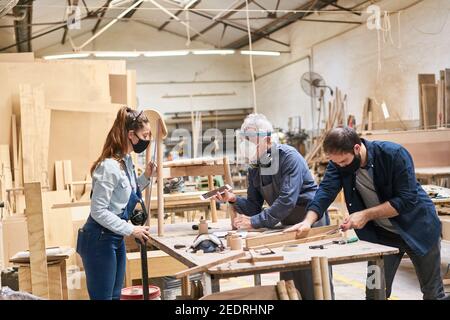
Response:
[91,0,112,34]
[157,0,202,32]
[225,0,337,49]
[123,0,144,19]
[188,3,289,47]
[190,0,251,41]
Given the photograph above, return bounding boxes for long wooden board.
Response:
[422,83,438,129]
[245,225,339,248]
[174,251,246,279]
[444,69,450,125]
[19,84,51,185]
[418,74,436,128]
[24,182,49,298]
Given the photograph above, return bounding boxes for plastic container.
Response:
[120,285,161,300]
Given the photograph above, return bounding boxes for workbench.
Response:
[416,167,450,186]
[148,220,399,300]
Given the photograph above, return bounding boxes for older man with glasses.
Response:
[214,113,333,300]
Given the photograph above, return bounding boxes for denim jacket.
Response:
[307,139,441,256]
[90,155,150,236]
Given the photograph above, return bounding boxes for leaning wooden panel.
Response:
[143,109,167,236]
[24,182,49,298]
[19,84,51,185]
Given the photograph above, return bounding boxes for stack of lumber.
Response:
[0,52,137,270]
[305,88,346,177]
[418,70,450,129]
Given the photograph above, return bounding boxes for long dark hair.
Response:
[90,107,150,176]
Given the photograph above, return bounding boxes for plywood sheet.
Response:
[47,110,116,189]
[0,52,34,62]
[24,182,49,298]
[19,84,51,185]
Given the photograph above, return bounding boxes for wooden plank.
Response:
[445,69,450,125]
[167,164,227,179]
[361,129,450,167]
[48,262,63,300]
[18,266,33,293]
[125,250,188,286]
[422,83,438,129]
[11,115,19,188]
[208,175,218,222]
[19,84,51,185]
[250,232,342,250]
[54,161,64,191]
[174,251,245,279]
[237,254,284,264]
[24,182,49,298]
[418,74,436,128]
[438,75,444,127]
[63,160,73,188]
[245,225,339,248]
[200,285,279,300]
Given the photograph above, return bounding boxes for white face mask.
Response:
[239,139,259,163]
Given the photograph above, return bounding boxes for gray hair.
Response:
[241,113,274,134]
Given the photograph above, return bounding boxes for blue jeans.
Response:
[76,216,126,300]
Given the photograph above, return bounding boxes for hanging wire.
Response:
[245,0,258,112]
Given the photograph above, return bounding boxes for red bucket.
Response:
[120,285,161,300]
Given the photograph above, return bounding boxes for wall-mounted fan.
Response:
[300,71,334,97]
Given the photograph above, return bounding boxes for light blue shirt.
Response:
[90,154,150,236]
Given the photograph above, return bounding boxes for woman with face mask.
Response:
[76,107,155,300]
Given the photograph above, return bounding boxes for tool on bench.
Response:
[309,236,359,250]
[190,233,225,253]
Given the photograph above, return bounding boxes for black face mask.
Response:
[336,152,361,174]
[131,132,150,154]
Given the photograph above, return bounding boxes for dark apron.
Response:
[258,171,333,299]
[258,173,327,226]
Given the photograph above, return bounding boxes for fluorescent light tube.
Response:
[43,53,90,60]
[93,51,141,57]
[240,50,281,56]
[192,49,235,55]
[143,50,189,57]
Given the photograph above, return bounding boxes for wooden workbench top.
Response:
[148,220,399,277]
[208,239,399,277]
[148,219,245,269]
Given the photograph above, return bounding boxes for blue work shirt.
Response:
[234,144,318,228]
[307,139,441,256]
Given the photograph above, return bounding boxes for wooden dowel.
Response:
[276,280,289,300]
[286,280,300,300]
[208,175,218,222]
[320,256,332,300]
[156,120,164,236]
[311,256,323,300]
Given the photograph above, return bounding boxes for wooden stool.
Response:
[14,257,68,300]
